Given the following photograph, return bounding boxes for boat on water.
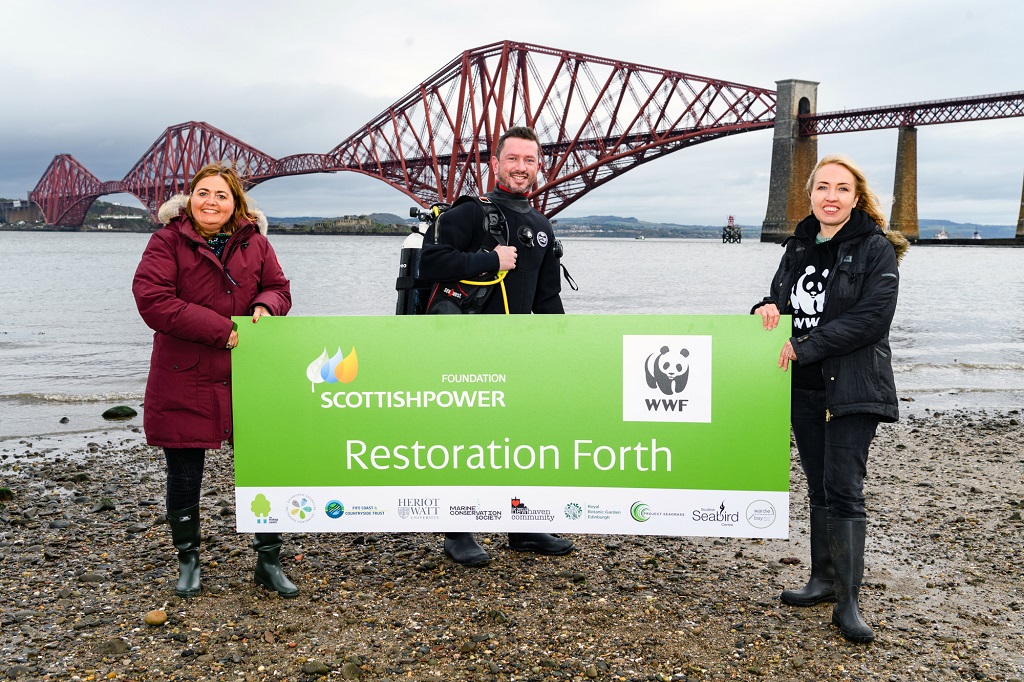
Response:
[972,230,982,240]
[936,228,949,240]
[634,235,645,240]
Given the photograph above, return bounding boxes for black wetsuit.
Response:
[419,186,563,314]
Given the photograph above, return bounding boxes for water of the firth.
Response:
[1,232,1021,449]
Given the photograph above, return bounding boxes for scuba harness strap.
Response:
[430,194,512,315]
[413,193,576,315]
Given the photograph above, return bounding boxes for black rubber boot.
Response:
[253,533,299,598]
[444,532,491,566]
[781,505,836,606]
[828,517,875,643]
[507,533,574,556]
[167,504,201,598]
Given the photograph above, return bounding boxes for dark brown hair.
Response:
[495,126,542,160]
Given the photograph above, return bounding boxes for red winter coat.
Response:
[132,196,291,448]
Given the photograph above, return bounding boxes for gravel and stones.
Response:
[0,410,1021,681]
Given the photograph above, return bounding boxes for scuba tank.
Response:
[395,203,448,315]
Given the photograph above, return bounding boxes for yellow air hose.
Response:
[458,270,510,314]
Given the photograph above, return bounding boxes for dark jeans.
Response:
[790,388,879,518]
[164,447,206,511]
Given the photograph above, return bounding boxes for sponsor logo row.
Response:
[248,494,777,529]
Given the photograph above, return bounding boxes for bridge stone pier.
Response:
[1018,171,1024,241]
[762,80,819,242]
[890,126,919,240]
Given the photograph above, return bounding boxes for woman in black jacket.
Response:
[753,154,908,643]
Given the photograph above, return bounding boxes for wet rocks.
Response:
[101,405,137,420]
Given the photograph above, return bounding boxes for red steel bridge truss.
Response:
[28,40,1024,227]
[800,90,1024,135]
[30,41,778,226]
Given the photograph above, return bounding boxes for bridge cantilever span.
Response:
[328,40,778,215]
[28,40,777,226]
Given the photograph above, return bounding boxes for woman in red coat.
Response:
[132,163,296,598]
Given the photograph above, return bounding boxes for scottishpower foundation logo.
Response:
[622,335,712,423]
[306,346,358,391]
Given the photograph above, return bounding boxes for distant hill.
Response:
[917,219,1016,240]
[555,215,744,239]
[267,212,409,228]
[556,215,1018,239]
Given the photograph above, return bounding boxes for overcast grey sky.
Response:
[2,0,1021,226]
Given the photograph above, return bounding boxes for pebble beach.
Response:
[1,408,1022,681]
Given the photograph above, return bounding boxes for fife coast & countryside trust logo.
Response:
[325,500,345,519]
[306,346,358,391]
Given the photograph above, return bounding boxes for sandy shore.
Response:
[1,409,1021,681]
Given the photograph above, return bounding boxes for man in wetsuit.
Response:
[419,125,574,566]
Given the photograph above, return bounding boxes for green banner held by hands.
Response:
[231,315,791,538]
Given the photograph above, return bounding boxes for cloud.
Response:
[2,0,1021,226]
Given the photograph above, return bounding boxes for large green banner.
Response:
[232,315,791,538]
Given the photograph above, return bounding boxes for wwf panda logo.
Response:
[644,346,690,396]
[791,265,828,315]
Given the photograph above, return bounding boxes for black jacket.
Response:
[419,188,563,314]
[755,209,909,422]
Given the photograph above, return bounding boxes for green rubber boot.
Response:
[167,504,201,598]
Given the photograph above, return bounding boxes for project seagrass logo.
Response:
[629,500,687,523]
[622,335,712,423]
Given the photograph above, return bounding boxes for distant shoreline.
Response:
[5,225,1023,245]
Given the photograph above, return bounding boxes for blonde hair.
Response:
[806,154,887,229]
[186,162,254,234]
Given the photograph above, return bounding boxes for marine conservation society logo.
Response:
[449,500,502,521]
[306,346,358,391]
[622,335,712,423]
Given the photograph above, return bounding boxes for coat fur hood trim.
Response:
[157,194,268,235]
[884,229,910,266]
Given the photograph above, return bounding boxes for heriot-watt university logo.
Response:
[623,335,712,423]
